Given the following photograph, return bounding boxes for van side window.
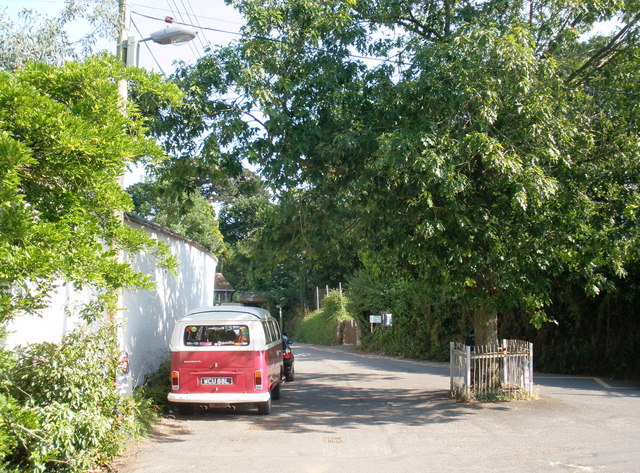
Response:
[262,321,273,344]
[184,325,250,346]
[270,320,281,341]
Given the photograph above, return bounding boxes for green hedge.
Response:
[348,273,467,360]
[347,266,640,379]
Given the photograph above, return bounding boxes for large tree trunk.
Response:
[473,303,498,347]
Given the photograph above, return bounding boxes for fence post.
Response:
[528,342,534,394]
[450,342,454,394]
[465,344,471,397]
[502,339,508,388]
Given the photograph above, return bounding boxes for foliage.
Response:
[0,56,181,323]
[129,181,225,254]
[0,322,142,473]
[348,272,467,360]
[295,290,352,345]
[501,265,640,380]
[0,0,117,70]
[132,360,172,415]
[146,53,259,205]
[142,0,640,376]
[186,0,640,347]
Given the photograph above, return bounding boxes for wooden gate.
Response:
[337,320,359,345]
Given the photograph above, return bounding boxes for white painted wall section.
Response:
[123,216,217,385]
[4,215,218,388]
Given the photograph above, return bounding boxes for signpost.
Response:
[369,313,393,332]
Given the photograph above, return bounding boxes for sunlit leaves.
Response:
[0,56,181,322]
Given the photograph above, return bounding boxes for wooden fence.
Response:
[337,319,359,345]
[450,340,534,398]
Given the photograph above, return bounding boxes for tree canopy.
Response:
[0,0,117,70]
[160,0,640,344]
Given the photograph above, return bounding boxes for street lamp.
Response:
[117,0,198,100]
[116,16,198,173]
[123,25,199,67]
[147,25,199,45]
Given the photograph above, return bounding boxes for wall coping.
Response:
[125,213,218,263]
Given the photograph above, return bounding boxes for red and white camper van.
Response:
[167,305,284,415]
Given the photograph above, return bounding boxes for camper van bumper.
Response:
[168,392,270,404]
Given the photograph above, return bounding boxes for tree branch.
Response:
[566,13,640,84]
[396,14,443,41]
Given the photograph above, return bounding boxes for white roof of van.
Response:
[180,305,273,323]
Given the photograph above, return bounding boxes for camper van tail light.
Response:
[171,371,180,390]
[254,370,263,390]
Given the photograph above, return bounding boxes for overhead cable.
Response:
[164,0,202,61]
[131,17,168,74]
[131,10,405,65]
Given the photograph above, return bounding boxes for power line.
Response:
[182,0,211,51]
[131,18,167,74]
[164,0,201,61]
[132,10,243,38]
[130,10,404,65]
[130,2,245,27]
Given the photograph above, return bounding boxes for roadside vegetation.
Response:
[0,18,179,471]
[1,0,639,468]
[295,290,353,345]
[0,322,161,473]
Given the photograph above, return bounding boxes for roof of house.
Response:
[215,273,235,292]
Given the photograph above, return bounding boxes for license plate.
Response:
[201,377,232,385]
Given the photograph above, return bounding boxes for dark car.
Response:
[282,336,295,381]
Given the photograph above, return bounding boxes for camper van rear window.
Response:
[183,325,250,346]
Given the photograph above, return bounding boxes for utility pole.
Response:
[113,0,131,397]
[117,0,130,107]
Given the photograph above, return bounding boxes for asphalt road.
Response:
[115,343,640,473]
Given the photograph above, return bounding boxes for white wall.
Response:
[5,284,88,347]
[123,217,217,385]
[4,215,218,388]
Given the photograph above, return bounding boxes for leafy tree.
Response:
[0,55,181,322]
[192,0,640,345]
[128,180,225,254]
[0,0,117,70]
[146,53,257,204]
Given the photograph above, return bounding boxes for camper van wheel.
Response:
[176,403,194,416]
[271,383,281,401]
[257,397,271,415]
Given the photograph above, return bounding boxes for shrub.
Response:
[347,272,468,360]
[132,360,171,421]
[0,322,140,473]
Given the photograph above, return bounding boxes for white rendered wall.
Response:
[122,219,217,386]
[5,284,88,348]
[3,217,217,388]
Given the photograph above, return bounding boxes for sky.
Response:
[2,0,246,74]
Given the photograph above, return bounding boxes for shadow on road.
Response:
[167,344,523,434]
[165,344,640,439]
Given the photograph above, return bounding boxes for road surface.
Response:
[115,343,640,473]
